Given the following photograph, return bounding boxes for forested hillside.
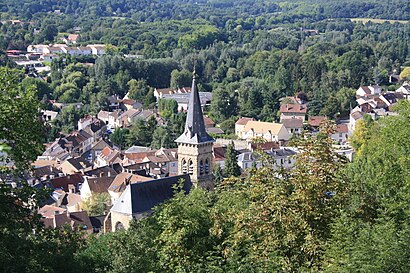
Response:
[2,0,410,134]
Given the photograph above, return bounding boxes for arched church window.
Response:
[188,160,194,175]
[200,159,204,175]
[115,221,124,231]
[182,159,187,174]
[205,159,210,174]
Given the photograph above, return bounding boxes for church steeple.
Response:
[175,72,214,189]
[175,72,214,145]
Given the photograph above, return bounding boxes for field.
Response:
[350,18,409,24]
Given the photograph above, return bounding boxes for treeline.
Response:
[3,0,410,21]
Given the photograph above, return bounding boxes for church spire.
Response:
[175,72,214,144]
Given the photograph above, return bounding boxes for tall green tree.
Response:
[224,141,241,177]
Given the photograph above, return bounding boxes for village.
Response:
[29,67,410,234]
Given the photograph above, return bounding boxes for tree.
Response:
[170,69,192,89]
[158,98,178,118]
[82,193,111,216]
[0,68,44,170]
[110,128,130,150]
[151,127,173,149]
[0,68,84,273]
[324,101,410,271]
[213,164,224,186]
[399,67,410,80]
[224,141,241,177]
[127,79,150,102]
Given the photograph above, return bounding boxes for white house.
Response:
[87,44,105,55]
[331,124,351,145]
[356,85,382,97]
[238,120,291,142]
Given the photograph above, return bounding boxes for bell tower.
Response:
[175,72,214,189]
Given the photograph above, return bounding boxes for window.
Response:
[200,160,204,175]
[188,160,194,175]
[115,221,124,231]
[205,159,210,174]
[182,159,187,174]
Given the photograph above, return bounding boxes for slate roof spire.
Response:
[175,72,214,144]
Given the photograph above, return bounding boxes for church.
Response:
[175,72,215,189]
[107,72,215,231]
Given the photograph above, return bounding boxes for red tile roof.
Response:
[308,116,328,127]
[335,124,348,133]
[280,104,307,114]
[235,117,254,125]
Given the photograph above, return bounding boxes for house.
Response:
[162,92,212,112]
[39,205,66,218]
[82,118,107,142]
[142,148,178,176]
[213,144,227,169]
[396,82,410,99]
[237,120,291,142]
[80,175,116,203]
[87,44,105,55]
[61,46,83,56]
[153,86,191,100]
[282,118,303,136]
[98,110,121,129]
[266,148,297,169]
[83,165,118,178]
[41,140,71,162]
[120,99,142,110]
[41,110,58,122]
[95,146,122,167]
[237,152,261,170]
[109,174,191,231]
[279,104,307,122]
[134,109,155,122]
[107,95,121,110]
[235,117,254,136]
[44,46,65,55]
[78,115,94,130]
[56,130,93,156]
[356,85,382,97]
[203,116,216,128]
[379,92,404,107]
[59,156,92,175]
[82,139,111,163]
[248,141,280,152]
[27,45,49,54]
[123,146,153,165]
[238,147,297,171]
[117,109,141,127]
[308,116,328,131]
[77,46,93,55]
[206,127,225,135]
[64,34,80,44]
[30,165,62,185]
[331,124,350,145]
[65,193,82,212]
[49,173,84,192]
[41,211,93,234]
[349,108,364,133]
[107,173,153,205]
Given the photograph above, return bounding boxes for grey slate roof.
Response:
[111,174,191,215]
[175,75,214,144]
